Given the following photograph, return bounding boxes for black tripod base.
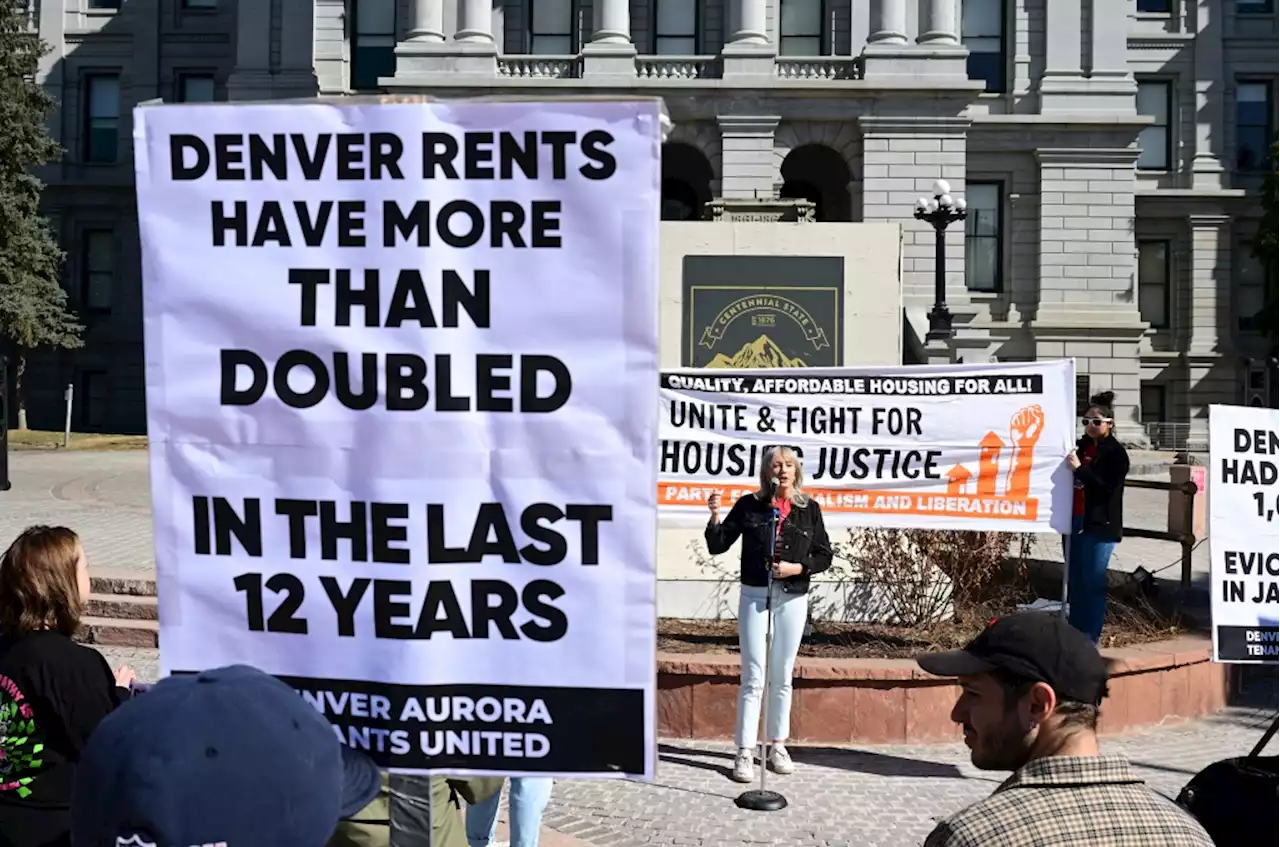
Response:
[734,789,788,811]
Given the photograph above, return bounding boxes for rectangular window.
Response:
[964,183,1002,292]
[182,0,218,8]
[530,0,575,54]
[80,371,109,432]
[1140,384,1167,424]
[1237,244,1267,332]
[654,0,697,54]
[81,229,115,313]
[84,74,120,164]
[779,0,823,57]
[1137,81,1172,170]
[1075,375,1091,416]
[1237,1,1275,14]
[962,0,1005,94]
[352,0,395,90]
[178,74,216,103]
[1138,240,1171,328]
[88,0,121,9]
[1236,81,1275,172]
[1136,0,1171,11]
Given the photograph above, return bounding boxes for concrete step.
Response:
[76,616,159,648]
[90,568,156,597]
[86,592,158,621]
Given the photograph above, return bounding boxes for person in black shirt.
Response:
[1065,391,1130,645]
[704,446,833,784]
[0,526,136,847]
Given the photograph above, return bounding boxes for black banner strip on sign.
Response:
[1216,625,1280,663]
[660,374,1045,396]
[173,671,646,774]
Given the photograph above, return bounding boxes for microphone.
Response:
[769,476,780,496]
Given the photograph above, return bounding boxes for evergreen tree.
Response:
[0,1,83,430]
[1250,137,1278,352]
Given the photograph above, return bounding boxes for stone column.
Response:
[277,0,319,97]
[864,0,964,81]
[455,0,494,43]
[1191,0,1226,189]
[917,0,959,45]
[867,0,908,44]
[1187,215,1230,354]
[1040,0,1134,114]
[727,0,768,45]
[583,0,636,78]
[722,0,773,80]
[227,0,274,100]
[407,0,445,42]
[1038,0,1083,112]
[1031,147,1147,442]
[716,116,779,199]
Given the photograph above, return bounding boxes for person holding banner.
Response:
[1066,391,1131,645]
[705,446,833,784]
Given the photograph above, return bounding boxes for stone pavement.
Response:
[92,642,1280,847]
[0,451,154,571]
[0,450,1207,584]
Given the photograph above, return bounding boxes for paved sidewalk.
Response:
[98,644,1276,847]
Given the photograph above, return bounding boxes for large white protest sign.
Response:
[1209,404,1279,663]
[134,99,661,777]
[659,361,1075,533]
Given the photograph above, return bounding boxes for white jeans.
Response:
[735,583,808,749]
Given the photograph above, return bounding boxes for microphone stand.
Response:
[735,495,788,812]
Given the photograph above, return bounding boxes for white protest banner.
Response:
[134,99,661,778]
[1209,404,1279,663]
[659,361,1075,533]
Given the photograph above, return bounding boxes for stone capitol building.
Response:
[18,0,1280,443]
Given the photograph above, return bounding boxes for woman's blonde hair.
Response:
[0,526,85,636]
[755,446,810,507]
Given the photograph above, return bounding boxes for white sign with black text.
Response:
[134,99,662,777]
[1209,403,1279,663]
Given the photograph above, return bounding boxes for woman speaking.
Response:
[705,446,833,784]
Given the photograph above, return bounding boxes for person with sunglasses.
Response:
[1065,391,1130,645]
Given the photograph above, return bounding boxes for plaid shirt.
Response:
[924,755,1214,847]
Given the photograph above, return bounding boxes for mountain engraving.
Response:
[706,334,807,369]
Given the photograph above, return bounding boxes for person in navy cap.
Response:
[68,664,381,847]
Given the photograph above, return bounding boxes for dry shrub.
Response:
[838,528,1034,627]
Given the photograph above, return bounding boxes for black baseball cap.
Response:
[916,612,1110,706]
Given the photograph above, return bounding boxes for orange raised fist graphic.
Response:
[1006,405,1045,498]
[1010,405,1045,448]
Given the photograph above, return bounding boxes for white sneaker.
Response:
[731,747,755,783]
[769,743,795,774]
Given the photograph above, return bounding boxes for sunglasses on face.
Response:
[1081,417,1112,426]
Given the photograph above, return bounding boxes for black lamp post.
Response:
[913,179,967,343]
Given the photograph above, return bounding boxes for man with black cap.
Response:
[917,612,1214,847]
[68,664,384,847]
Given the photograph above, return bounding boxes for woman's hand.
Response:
[1066,451,1081,471]
[707,491,721,523]
[114,665,137,688]
[771,561,804,579]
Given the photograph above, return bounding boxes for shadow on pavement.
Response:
[658,743,966,779]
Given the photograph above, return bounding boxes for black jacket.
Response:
[1074,433,1129,542]
[704,494,834,594]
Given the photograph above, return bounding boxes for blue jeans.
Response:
[1067,517,1117,645]
[465,777,553,847]
[735,583,808,749]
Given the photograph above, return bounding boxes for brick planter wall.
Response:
[656,636,1230,743]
